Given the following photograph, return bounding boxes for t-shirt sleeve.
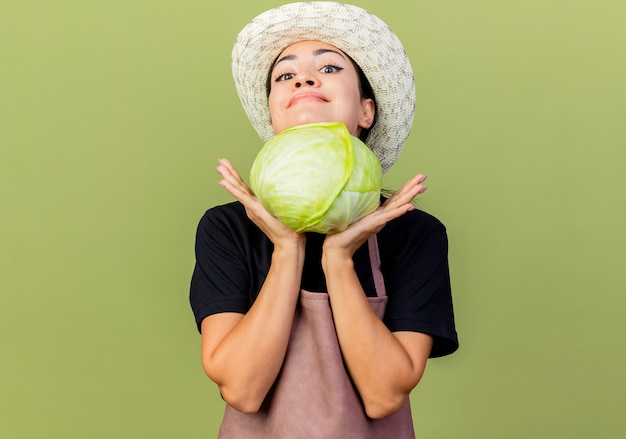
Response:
[189,207,252,332]
[381,213,459,358]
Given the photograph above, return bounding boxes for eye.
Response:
[274,72,295,82]
[320,65,343,74]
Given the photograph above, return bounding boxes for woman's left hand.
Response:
[320,172,432,419]
[322,173,428,258]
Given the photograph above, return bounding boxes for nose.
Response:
[295,77,316,88]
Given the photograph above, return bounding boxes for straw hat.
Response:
[232,2,415,173]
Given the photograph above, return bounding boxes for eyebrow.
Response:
[273,48,347,68]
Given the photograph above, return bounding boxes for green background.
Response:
[2,0,625,437]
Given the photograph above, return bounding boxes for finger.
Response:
[218,158,248,188]
[216,159,242,185]
[382,174,428,208]
[392,174,427,194]
[216,160,254,199]
[218,178,251,204]
[349,174,429,235]
[394,174,428,197]
[381,187,421,212]
[217,173,256,207]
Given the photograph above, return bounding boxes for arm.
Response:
[322,174,432,419]
[322,258,432,419]
[200,159,305,413]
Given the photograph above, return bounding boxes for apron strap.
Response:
[367,234,386,298]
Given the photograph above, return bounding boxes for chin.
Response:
[273,116,355,135]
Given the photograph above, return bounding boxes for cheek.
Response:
[267,94,283,132]
[268,92,282,116]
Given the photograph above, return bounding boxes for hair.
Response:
[266,48,378,143]
[350,57,377,143]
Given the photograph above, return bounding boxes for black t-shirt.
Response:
[190,201,459,358]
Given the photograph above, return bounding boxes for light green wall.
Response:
[2,1,624,437]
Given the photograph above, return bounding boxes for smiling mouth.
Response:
[288,93,328,107]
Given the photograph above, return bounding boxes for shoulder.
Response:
[196,201,261,240]
[195,201,267,253]
[375,206,450,281]
[400,207,446,231]
[378,206,448,250]
[198,201,247,229]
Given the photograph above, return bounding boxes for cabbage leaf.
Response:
[250,122,382,234]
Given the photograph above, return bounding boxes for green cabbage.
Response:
[250,122,382,234]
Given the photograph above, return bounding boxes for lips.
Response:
[287,92,328,107]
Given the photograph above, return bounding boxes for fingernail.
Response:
[419,174,428,184]
[418,185,428,194]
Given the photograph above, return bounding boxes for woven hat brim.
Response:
[232,2,415,173]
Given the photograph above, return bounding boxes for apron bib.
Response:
[218,235,415,438]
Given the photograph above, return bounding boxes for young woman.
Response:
[190,3,458,437]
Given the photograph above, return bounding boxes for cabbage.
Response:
[250,122,382,234]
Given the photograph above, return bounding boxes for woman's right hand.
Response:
[216,158,305,248]
[204,158,307,413]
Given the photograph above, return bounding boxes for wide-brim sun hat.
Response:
[232,1,415,173]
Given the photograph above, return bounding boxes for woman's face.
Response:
[268,40,375,137]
